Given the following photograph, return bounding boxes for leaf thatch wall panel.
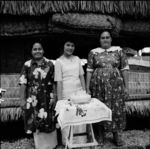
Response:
[0,74,21,107]
[0,17,48,36]
[122,21,150,33]
[125,100,150,116]
[1,107,23,121]
[51,13,122,35]
[1,72,149,121]
[0,98,21,108]
[48,25,102,37]
[1,1,150,18]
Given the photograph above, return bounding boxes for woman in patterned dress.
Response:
[86,30,129,146]
[19,42,56,148]
[54,39,86,147]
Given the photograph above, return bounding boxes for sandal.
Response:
[98,137,105,147]
[114,139,125,146]
[53,145,65,149]
[95,134,105,147]
[113,132,125,146]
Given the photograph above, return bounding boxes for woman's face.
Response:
[63,41,75,56]
[31,43,44,60]
[100,31,112,49]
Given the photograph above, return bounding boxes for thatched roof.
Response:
[2,14,150,37]
[1,1,150,36]
[0,1,150,18]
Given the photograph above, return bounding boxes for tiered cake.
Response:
[70,90,91,104]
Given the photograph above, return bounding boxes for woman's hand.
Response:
[49,98,56,109]
[20,85,26,109]
[86,88,91,95]
[124,87,129,94]
[86,71,92,95]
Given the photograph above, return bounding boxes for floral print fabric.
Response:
[19,57,55,133]
[87,46,129,132]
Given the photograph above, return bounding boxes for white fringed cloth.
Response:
[55,98,112,129]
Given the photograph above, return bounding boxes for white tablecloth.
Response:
[55,98,112,129]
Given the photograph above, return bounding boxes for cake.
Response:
[70,90,91,104]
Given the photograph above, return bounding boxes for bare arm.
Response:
[53,83,57,100]
[79,75,86,91]
[119,48,129,90]
[57,81,63,100]
[121,70,129,90]
[86,71,92,94]
[20,84,26,108]
[48,83,57,109]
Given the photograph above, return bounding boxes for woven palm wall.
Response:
[0,74,22,121]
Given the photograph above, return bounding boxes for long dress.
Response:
[54,55,85,144]
[19,57,56,133]
[87,46,129,132]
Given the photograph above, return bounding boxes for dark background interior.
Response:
[1,32,150,73]
[0,114,150,140]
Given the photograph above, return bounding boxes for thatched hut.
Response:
[0,0,150,121]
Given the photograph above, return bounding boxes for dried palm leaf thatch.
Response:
[1,1,150,18]
[0,16,48,36]
[0,1,118,15]
[51,13,122,35]
[118,1,150,18]
[1,107,23,122]
[125,100,150,116]
[0,98,21,108]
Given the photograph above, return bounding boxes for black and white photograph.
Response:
[0,1,150,149]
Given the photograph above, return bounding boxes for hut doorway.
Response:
[1,33,98,73]
[1,32,150,74]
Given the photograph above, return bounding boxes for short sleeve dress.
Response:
[87,46,129,132]
[19,57,56,133]
[54,55,84,100]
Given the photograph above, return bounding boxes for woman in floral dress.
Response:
[19,42,56,148]
[86,30,129,146]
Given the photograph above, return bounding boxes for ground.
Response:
[1,130,150,149]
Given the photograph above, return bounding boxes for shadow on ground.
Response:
[1,116,150,149]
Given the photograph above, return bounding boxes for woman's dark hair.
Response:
[27,40,44,60]
[31,38,44,50]
[99,29,112,38]
[32,42,43,50]
[59,35,76,56]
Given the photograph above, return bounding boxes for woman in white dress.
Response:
[54,39,86,147]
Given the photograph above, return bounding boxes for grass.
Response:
[1,117,150,149]
[1,130,150,149]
